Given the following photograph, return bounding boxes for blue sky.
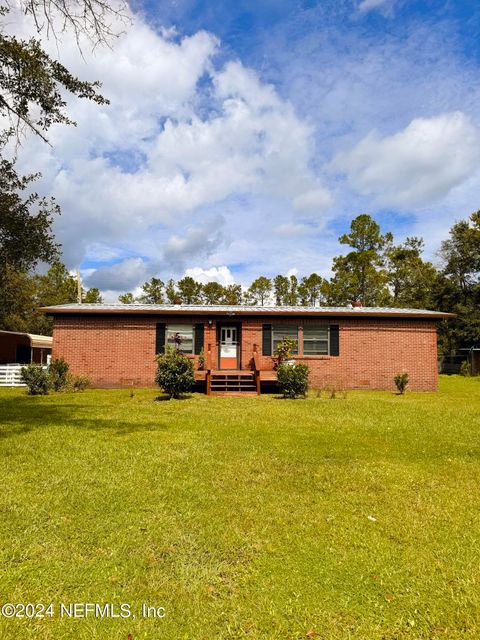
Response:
[10,0,480,297]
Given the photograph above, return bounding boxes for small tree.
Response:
[49,357,70,391]
[277,363,309,399]
[245,276,272,305]
[21,364,50,395]
[273,336,297,368]
[155,347,195,399]
[394,372,409,394]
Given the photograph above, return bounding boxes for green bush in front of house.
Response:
[277,362,309,399]
[21,364,50,395]
[155,346,195,399]
[49,357,70,391]
[394,372,409,394]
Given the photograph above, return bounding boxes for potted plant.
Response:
[273,336,297,368]
[173,332,182,351]
[198,347,206,370]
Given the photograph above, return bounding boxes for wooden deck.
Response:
[194,368,278,395]
[259,370,277,381]
[195,346,278,395]
[194,369,277,381]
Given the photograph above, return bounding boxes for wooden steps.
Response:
[209,371,257,395]
[209,391,258,396]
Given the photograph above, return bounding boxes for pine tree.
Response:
[328,214,392,306]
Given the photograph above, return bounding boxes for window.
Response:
[166,324,194,354]
[303,326,329,355]
[272,325,298,355]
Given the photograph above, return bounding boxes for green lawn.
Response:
[0,377,479,640]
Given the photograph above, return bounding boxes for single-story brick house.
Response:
[40,303,453,394]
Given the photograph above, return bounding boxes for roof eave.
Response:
[39,306,455,320]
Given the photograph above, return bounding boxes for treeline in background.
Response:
[1,210,479,355]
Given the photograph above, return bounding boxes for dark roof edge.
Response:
[39,306,455,319]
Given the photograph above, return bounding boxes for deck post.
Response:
[206,343,212,395]
[253,344,261,395]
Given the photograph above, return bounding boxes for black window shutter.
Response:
[262,324,272,356]
[194,323,204,355]
[155,323,166,354]
[329,324,340,356]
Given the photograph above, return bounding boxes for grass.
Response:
[0,376,479,640]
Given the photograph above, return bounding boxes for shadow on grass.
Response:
[0,394,172,438]
[0,424,32,438]
[154,394,193,402]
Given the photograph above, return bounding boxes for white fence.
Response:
[0,364,26,387]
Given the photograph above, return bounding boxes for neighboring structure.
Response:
[438,348,480,375]
[40,304,453,394]
[0,330,52,365]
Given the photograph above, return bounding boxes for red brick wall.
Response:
[239,317,438,391]
[52,314,439,391]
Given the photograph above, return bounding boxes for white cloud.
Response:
[274,223,310,237]
[183,266,235,285]
[163,220,224,269]
[6,9,331,280]
[85,258,148,290]
[358,0,394,13]
[293,188,333,212]
[333,112,480,208]
[8,0,480,292]
[147,61,331,210]
[83,243,128,263]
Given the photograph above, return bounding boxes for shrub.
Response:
[21,364,50,395]
[68,374,91,392]
[459,360,472,377]
[49,357,70,391]
[277,362,309,399]
[198,347,206,370]
[394,372,409,394]
[155,346,195,399]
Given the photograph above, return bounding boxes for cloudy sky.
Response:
[8,0,480,297]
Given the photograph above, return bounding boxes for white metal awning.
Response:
[0,330,52,349]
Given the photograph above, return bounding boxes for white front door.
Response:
[220,326,238,369]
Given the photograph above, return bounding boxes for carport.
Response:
[0,330,52,365]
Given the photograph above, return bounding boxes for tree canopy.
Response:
[0,0,126,332]
[327,214,392,306]
[0,0,127,143]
